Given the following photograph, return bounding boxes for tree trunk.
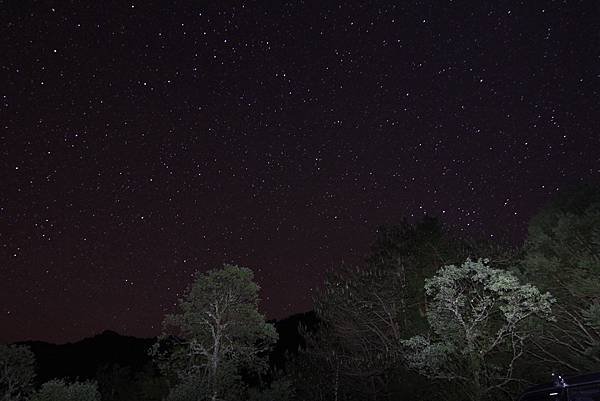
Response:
[211,330,221,401]
[398,258,408,331]
[470,355,483,401]
[211,356,219,401]
[333,358,339,401]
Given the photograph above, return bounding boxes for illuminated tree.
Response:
[153,264,277,401]
[402,259,554,401]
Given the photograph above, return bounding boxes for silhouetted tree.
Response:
[304,218,471,400]
[96,363,133,401]
[0,344,35,401]
[522,187,600,373]
[247,376,294,401]
[131,361,169,401]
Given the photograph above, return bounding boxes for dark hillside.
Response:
[18,330,155,385]
[17,312,318,386]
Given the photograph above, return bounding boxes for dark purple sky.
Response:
[2,1,599,344]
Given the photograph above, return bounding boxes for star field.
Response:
[1,1,599,343]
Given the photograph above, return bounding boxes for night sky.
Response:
[2,1,599,344]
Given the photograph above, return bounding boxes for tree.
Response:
[366,217,470,336]
[0,344,35,401]
[153,264,278,401]
[96,361,169,401]
[522,187,600,373]
[402,259,554,401]
[96,363,133,401]
[29,380,100,401]
[132,361,170,401]
[304,218,472,400]
[247,377,294,401]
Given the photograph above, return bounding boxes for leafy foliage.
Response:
[153,264,277,401]
[29,380,100,401]
[402,259,554,401]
